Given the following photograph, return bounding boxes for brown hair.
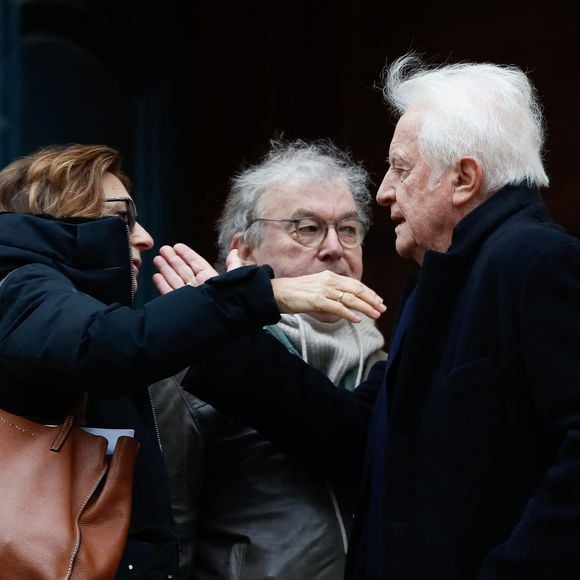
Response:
[0,144,131,218]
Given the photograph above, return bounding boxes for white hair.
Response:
[216,138,372,268]
[382,53,549,193]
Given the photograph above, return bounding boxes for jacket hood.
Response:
[0,212,134,306]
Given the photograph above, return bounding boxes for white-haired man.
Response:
[165,53,580,579]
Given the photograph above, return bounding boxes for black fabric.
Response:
[0,212,280,578]
[151,371,355,580]
[184,184,580,580]
[354,286,417,579]
[184,328,378,485]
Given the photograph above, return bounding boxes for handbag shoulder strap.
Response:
[50,392,88,452]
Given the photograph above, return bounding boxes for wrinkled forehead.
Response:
[258,178,357,218]
[390,109,424,154]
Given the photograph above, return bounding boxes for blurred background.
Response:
[1,0,578,341]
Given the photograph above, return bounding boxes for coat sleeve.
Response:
[182,329,385,481]
[478,237,580,579]
[0,263,280,392]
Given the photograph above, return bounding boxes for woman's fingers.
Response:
[271,271,386,323]
[152,244,217,294]
[159,245,197,285]
[173,243,218,284]
[152,251,189,292]
[152,271,174,295]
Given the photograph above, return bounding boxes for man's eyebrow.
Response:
[289,208,359,219]
[387,153,409,166]
[288,208,312,218]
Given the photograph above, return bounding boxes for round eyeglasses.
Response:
[104,197,138,231]
[248,216,366,249]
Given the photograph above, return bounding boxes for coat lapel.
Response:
[388,250,471,427]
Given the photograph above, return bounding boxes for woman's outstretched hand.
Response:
[272,271,386,323]
[153,243,219,295]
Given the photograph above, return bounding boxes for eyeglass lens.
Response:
[295,217,363,248]
[104,198,137,231]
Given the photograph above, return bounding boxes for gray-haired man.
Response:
[150,138,386,579]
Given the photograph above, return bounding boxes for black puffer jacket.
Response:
[0,212,280,579]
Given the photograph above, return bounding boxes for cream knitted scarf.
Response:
[276,313,386,389]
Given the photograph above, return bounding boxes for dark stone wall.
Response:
[195,2,580,339]
[2,0,579,339]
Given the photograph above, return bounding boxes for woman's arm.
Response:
[0,262,280,390]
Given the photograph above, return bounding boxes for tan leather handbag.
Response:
[0,399,139,579]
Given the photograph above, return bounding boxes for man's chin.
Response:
[395,238,414,260]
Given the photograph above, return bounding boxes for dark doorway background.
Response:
[1,0,579,342]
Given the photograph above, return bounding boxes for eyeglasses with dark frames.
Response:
[248,216,366,249]
[104,197,138,231]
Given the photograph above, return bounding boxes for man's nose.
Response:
[376,172,396,207]
[317,226,344,260]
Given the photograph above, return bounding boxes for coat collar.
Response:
[0,212,134,306]
[448,183,550,261]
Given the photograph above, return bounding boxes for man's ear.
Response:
[231,232,257,265]
[451,156,484,207]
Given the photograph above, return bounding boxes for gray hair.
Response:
[382,53,549,194]
[216,138,372,268]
